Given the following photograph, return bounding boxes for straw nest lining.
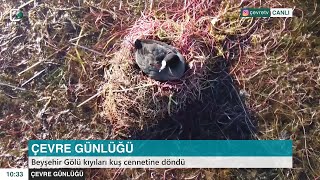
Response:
[102,1,219,136]
[102,46,194,136]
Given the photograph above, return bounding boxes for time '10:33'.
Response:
[7,171,24,177]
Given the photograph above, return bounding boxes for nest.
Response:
[102,0,220,137]
[102,47,189,136]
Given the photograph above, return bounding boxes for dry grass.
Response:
[0,0,319,179]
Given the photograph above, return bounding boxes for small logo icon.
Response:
[9,0,37,22]
[10,9,24,22]
[242,9,250,16]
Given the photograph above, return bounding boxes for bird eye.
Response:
[134,39,142,49]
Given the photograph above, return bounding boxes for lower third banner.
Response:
[28,140,292,168]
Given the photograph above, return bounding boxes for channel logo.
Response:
[240,8,293,18]
[7,0,38,21]
[10,9,24,22]
[242,9,250,17]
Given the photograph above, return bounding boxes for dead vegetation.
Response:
[0,0,319,179]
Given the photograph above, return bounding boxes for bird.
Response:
[134,39,186,81]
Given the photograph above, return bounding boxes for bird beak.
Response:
[159,61,166,72]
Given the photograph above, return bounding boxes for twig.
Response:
[112,168,124,180]
[77,88,104,108]
[18,46,68,76]
[163,168,175,180]
[36,97,52,119]
[21,69,46,87]
[77,84,155,108]
[18,0,37,9]
[70,43,107,57]
[18,60,45,76]
[112,83,155,93]
[0,82,26,91]
[68,34,89,42]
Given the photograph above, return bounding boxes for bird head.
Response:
[134,39,143,49]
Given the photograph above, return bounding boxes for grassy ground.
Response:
[0,0,319,179]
